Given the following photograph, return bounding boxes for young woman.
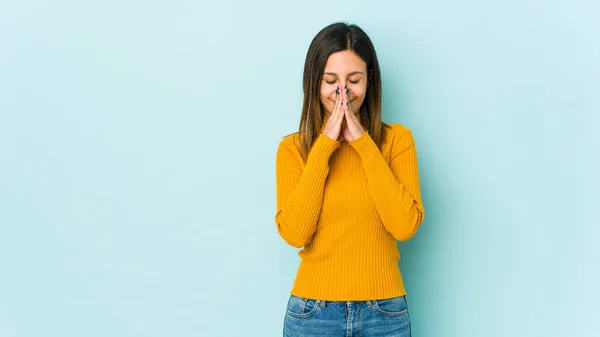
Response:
[275,22,426,337]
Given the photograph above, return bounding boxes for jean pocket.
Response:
[286,295,319,318]
[373,295,408,317]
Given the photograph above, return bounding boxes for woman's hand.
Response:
[322,86,345,142]
[341,86,366,142]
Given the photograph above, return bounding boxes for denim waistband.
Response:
[313,299,375,308]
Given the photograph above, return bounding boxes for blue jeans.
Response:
[283,294,412,337]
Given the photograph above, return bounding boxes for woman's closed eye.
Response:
[325,79,361,85]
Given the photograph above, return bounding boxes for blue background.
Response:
[1,0,599,336]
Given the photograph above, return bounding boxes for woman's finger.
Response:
[341,85,350,128]
[322,86,343,140]
[333,86,343,126]
[347,99,360,124]
[346,87,358,121]
[343,99,352,130]
[344,94,364,138]
[343,85,348,105]
[344,86,360,125]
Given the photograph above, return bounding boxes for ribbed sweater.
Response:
[275,116,425,301]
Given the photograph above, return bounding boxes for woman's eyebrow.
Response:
[323,71,364,76]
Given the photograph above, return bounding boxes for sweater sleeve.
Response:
[348,126,425,241]
[275,133,341,248]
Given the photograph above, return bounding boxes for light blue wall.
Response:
[1,0,598,336]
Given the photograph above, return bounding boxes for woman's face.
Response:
[320,49,369,118]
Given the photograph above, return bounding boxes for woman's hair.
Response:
[293,21,387,162]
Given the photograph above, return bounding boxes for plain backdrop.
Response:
[1,0,599,336]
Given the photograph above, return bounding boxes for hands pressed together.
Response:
[321,85,367,142]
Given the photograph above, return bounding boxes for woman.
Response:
[275,22,425,337]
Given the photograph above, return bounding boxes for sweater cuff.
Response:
[348,131,379,159]
[309,133,341,163]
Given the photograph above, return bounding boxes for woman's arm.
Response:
[348,125,425,241]
[275,133,341,248]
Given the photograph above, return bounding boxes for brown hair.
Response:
[287,21,387,162]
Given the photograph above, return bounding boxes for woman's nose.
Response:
[341,83,350,95]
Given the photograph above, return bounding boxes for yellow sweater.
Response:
[275,116,425,301]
